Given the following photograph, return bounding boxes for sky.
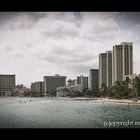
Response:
[0,12,140,88]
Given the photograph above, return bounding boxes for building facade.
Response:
[44,74,66,96]
[0,74,15,96]
[99,51,112,88]
[106,51,112,87]
[31,81,44,96]
[56,84,83,97]
[67,79,74,87]
[14,84,30,96]
[73,79,77,86]
[88,69,99,90]
[77,75,88,90]
[77,76,81,85]
[112,42,133,84]
[99,53,107,88]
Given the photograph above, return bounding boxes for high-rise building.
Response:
[0,74,15,96]
[106,51,112,87]
[112,42,133,84]
[31,81,44,96]
[44,74,66,96]
[99,51,112,88]
[88,69,99,90]
[99,53,107,88]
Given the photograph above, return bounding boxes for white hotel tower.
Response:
[112,42,133,84]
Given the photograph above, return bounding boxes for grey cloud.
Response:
[117,12,140,23]
[8,50,24,58]
[41,54,95,64]
[11,52,24,58]
[0,12,140,87]
[0,12,20,24]
[0,12,46,23]
[41,21,79,39]
[35,44,97,65]
[43,12,78,23]
[25,12,47,21]
[3,44,24,58]
[4,12,47,30]
[4,44,13,52]
[0,12,77,26]
[52,48,74,56]
[113,12,140,29]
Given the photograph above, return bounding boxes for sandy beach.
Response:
[0,96,140,105]
[67,97,140,105]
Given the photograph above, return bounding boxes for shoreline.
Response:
[0,96,140,105]
[67,97,140,105]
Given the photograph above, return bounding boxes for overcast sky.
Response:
[0,12,140,87]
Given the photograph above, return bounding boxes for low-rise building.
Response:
[77,75,88,90]
[57,75,88,97]
[31,81,44,96]
[73,79,77,86]
[69,84,83,93]
[14,84,30,96]
[67,79,74,87]
[57,84,83,97]
[56,86,69,97]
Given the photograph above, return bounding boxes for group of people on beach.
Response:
[19,99,32,103]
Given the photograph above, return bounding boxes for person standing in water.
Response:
[30,95,32,102]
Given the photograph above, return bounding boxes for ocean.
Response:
[0,97,140,128]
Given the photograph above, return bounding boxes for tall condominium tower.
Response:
[99,51,112,88]
[99,53,107,88]
[112,42,133,84]
[88,69,99,90]
[106,51,112,87]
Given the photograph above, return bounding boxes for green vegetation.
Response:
[63,76,140,99]
[26,91,45,97]
[98,76,140,99]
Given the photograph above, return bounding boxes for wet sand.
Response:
[68,97,140,105]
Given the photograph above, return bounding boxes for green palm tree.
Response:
[125,76,130,87]
[114,81,125,98]
[101,83,107,96]
[123,77,131,98]
[132,76,140,98]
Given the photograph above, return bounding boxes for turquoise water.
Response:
[0,97,140,128]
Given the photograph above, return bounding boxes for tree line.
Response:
[64,76,140,99]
